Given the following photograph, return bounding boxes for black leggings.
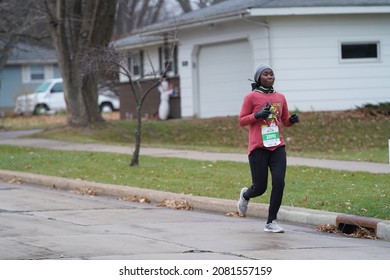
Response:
[244,146,287,223]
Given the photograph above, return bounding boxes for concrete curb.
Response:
[378,221,390,241]
[1,169,389,241]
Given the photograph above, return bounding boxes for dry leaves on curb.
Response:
[74,187,99,196]
[347,227,377,240]
[226,211,242,217]
[119,195,150,204]
[157,199,192,210]
[315,224,339,233]
[315,224,377,240]
[6,177,22,184]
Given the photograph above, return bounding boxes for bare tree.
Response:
[0,0,50,70]
[114,0,137,37]
[176,0,227,12]
[113,0,165,38]
[81,31,177,166]
[198,0,227,8]
[112,0,228,38]
[35,0,117,127]
[176,0,192,13]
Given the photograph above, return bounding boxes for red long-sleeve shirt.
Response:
[238,90,293,155]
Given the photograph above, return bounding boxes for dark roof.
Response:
[7,43,57,64]
[113,34,165,50]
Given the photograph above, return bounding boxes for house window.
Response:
[340,42,379,61]
[128,50,143,77]
[159,45,178,76]
[22,64,54,83]
[30,64,45,81]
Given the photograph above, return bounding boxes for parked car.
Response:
[14,78,120,115]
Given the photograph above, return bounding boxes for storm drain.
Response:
[336,214,380,234]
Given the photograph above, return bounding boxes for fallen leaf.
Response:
[315,224,377,240]
[74,187,98,196]
[226,211,242,217]
[347,227,377,240]
[315,224,339,233]
[119,195,150,204]
[157,199,192,210]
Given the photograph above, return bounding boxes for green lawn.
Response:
[0,145,389,220]
[18,110,390,163]
[1,108,389,220]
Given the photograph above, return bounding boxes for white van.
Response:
[14,78,120,115]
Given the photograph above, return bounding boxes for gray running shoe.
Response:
[237,187,249,217]
[264,221,284,233]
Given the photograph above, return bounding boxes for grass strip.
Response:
[1,145,389,220]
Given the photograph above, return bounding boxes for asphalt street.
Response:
[1,179,390,260]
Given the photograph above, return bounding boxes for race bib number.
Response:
[261,125,281,147]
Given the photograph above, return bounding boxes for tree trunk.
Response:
[176,0,193,13]
[130,104,142,166]
[45,0,116,127]
[64,74,103,126]
[129,80,161,167]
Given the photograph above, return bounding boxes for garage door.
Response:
[197,40,253,118]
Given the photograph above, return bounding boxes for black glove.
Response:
[289,114,300,124]
[254,102,271,119]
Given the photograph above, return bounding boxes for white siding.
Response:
[176,42,195,117]
[178,19,269,117]
[197,40,253,118]
[120,12,390,117]
[143,46,160,77]
[266,14,390,111]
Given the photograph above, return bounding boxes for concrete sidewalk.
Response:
[0,130,389,241]
[0,130,389,174]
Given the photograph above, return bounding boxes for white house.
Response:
[113,0,390,119]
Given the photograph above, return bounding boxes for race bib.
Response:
[261,124,281,147]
